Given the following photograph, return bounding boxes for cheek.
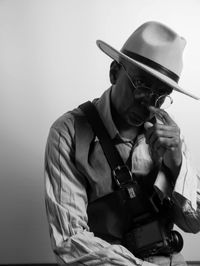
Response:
[118,84,134,111]
[111,75,136,115]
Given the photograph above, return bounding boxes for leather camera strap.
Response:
[79,101,172,212]
[79,101,125,170]
[79,101,136,189]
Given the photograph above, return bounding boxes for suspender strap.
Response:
[79,101,134,189]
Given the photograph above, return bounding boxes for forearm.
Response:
[52,233,144,266]
[170,193,200,234]
[45,193,156,266]
[51,229,158,266]
[163,142,182,179]
[45,174,154,266]
[170,149,200,233]
[154,140,200,233]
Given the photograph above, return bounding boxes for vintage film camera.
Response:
[124,214,183,258]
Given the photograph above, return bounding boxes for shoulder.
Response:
[49,107,86,140]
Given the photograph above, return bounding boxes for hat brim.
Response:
[97,40,200,100]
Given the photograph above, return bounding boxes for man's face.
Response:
[111,62,173,127]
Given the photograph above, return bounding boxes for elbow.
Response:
[190,225,200,234]
[178,220,200,234]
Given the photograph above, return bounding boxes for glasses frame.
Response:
[120,63,173,109]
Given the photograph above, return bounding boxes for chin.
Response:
[125,113,148,127]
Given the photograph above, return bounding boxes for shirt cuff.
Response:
[173,151,198,210]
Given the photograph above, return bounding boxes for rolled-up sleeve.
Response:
[171,139,200,233]
[44,117,151,266]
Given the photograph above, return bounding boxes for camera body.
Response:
[124,216,183,258]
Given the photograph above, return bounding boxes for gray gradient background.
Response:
[1,0,200,263]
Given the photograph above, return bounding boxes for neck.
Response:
[111,103,141,140]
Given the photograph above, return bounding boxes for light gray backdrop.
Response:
[1,0,200,264]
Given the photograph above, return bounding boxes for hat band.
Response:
[122,49,179,83]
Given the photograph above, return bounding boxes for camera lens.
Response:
[169,230,184,253]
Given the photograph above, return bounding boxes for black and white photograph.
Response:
[1,1,200,265]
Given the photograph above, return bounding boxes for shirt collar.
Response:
[93,87,120,140]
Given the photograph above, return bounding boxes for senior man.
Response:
[45,21,200,266]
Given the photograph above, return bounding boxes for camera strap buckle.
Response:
[113,165,136,199]
[127,186,136,199]
[80,102,138,200]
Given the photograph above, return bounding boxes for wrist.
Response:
[162,156,182,187]
[163,146,182,178]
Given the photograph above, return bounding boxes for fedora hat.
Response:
[97,21,199,100]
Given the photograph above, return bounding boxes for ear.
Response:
[109,61,121,85]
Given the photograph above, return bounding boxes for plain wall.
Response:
[1,0,200,263]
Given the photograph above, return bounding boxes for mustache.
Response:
[126,104,152,120]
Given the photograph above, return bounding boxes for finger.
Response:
[155,144,166,158]
[144,124,168,143]
[149,106,176,126]
[144,125,154,144]
[109,254,133,266]
[149,125,179,140]
[144,122,154,144]
[154,137,179,151]
[146,130,172,151]
[144,121,154,131]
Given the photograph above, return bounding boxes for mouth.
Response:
[127,111,147,126]
[130,112,144,121]
[128,105,151,122]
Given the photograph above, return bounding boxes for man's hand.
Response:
[144,106,182,178]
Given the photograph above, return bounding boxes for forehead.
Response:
[124,62,173,94]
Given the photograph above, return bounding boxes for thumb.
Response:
[144,121,153,131]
